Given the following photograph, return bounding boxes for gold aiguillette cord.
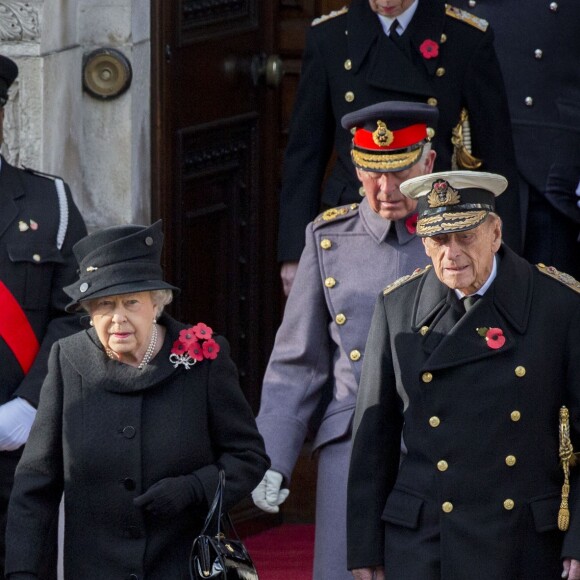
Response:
[559,406,576,531]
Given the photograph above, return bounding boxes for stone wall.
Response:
[0,0,151,230]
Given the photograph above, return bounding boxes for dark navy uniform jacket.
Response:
[454,0,580,274]
[348,245,580,578]
[0,157,87,408]
[278,0,521,262]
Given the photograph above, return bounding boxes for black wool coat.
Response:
[347,245,580,579]
[277,0,521,262]
[5,314,270,580]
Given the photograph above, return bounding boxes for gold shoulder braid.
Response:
[445,4,489,32]
[383,265,431,296]
[558,406,577,531]
[312,6,348,26]
[313,203,359,227]
[537,264,580,294]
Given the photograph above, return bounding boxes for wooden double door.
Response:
[151,0,344,411]
[151,0,346,529]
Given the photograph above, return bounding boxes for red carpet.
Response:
[244,524,315,579]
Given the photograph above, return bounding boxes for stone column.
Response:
[0,0,151,230]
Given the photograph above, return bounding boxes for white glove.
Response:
[251,469,290,513]
[0,397,37,451]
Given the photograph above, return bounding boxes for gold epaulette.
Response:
[313,203,359,228]
[383,265,431,296]
[536,264,580,294]
[445,4,488,32]
[312,6,348,26]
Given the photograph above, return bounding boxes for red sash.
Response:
[0,280,40,373]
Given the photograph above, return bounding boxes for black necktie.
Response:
[462,294,481,312]
[389,19,408,55]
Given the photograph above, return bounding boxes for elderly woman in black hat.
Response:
[4,221,270,580]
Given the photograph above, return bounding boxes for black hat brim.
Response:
[65,279,180,313]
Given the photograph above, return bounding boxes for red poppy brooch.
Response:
[419,39,439,59]
[170,322,220,369]
[476,326,506,350]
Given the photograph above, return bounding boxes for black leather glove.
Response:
[133,474,203,518]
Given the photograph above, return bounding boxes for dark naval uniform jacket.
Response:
[347,245,580,579]
[277,0,521,262]
[0,156,87,409]
[6,313,269,579]
[453,0,580,276]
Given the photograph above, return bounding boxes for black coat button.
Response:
[123,478,136,491]
[122,426,136,439]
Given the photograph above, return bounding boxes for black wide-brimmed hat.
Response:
[64,220,180,312]
[0,55,18,106]
[399,170,508,236]
[341,101,439,173]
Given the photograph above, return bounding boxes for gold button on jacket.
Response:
[437,460,449,472]
[350,349,361,361]
[335,313,347,325]
[503,499,515,511]
[429,416,441,428]
[422,372,433,383]
[325,277,336,288]
[320,239,332,250]
[442,502,454,513]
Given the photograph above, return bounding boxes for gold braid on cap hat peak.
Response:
[352,147,422,171]
[417,211,487,236]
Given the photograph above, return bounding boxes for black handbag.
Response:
[189,470,259,580]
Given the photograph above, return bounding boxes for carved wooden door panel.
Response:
[152,1,281,413]
[152,0,348,527]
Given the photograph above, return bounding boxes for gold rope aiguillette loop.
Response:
[559,406,577,531]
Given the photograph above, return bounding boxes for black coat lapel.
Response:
[415,245,533,370]
[408,0,446,77]
[348,0,434,96]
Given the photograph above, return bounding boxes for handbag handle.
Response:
[199,469,226,537]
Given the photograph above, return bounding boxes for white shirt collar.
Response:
[377,0,419,36]
[455,254,498,300]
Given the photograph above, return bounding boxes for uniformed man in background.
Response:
[347,170,580,580]
[278,0,521,295]
[0,55,87,578]
[252,101,437,580]
[453,0,580,278]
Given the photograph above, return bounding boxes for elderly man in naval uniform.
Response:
[252,101,438,579]
[348,170,580,580]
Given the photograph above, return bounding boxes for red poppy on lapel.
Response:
[419,39,439,59]
[477,326,506,350]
